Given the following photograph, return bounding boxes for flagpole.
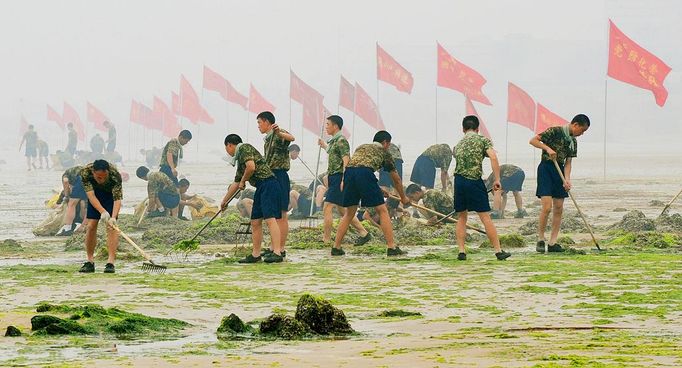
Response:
[309,99,325,217]
[351,88,357,151]
[603,79,608,180]
[532,108,537,179]
[435,85,439,143]
[504,119,509,164]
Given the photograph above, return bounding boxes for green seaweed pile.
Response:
[479,233,526,248]
[519,213,587,235]
[31,303,190,338]
[377,309,423,318]
[216,294,354,341]
[0,239,23,253]
[655,212,682,232]
[608,231,680,249]
[142,210,245,249]
[608,211,656,232]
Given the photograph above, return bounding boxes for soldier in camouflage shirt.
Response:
[405,184,454,224]
[333,130,410,257]
[379,143,404,188]
[159,130,192,186]
[136,166,181,217]
[530,114,590,253]
[222,134,284,264]
[78,159,124,274]
[484,164,526,219]
[411,143,453,191]
[318,116,371,244]
[57,165,87,236]
[453,116,510,261]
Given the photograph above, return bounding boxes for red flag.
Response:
[248,84,276,113]
[130,100,140,123]
[607,20,672,107]
[290,70,323,104]
[339,75,355,111]
[154,96,182,138]
[376,43,414,94]
[19,115,28,136]
[535,103,568,134]
[507,82,536,131]
[302,96,325,134]
[465,97,491,139]
[86,102,109,131]
[47,104,65,129]
[171,92,180,114]
[437,43,491,105]
[62,102,85,142]
[354,83,385,130]
[203,65,248,109]
[130,99,161,130]
[179,75,214,124]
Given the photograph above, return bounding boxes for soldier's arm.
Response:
[277,130,295,142]
[487,148,501,191]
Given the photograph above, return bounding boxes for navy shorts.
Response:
[342,167,385,208]
[70,176,88,200]
[502,170,525,193]
[536,160,568,199]
[325,173,344,206]
[379,159,403,188]
[410,155,436,189]
[272,169,290,212]
[454,174,491,213]
[297,195,313,216]
[159,164,179,186]
[251,177,283,220]
[86,188,115,220]
[25,146,37,158]
[158,191,180,209]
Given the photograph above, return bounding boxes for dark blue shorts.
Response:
[251,177,283,220]
[71,176,88,200]
[410,155,436,188]
[297,195,313,216]
[272,169,290,212]
[356,210,365,222]
[86,188,115,220]
[454,174,491,213]
[379,159,403,188]
[342,167,385,208]
[158,191,180,209]
[25,146,37,157]
[502,170,525,193]
[536,160,568,199]
[325,173,344,206]
[159,164,179,186]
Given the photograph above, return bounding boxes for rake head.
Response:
[141,261,167,274]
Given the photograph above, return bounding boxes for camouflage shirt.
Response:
[62,165,83,184]
[326,134,350,175]
[147,171,178,197]
[539,126,577,165]
[388,143,402,161]
[348,143,396,173]
[422,189,454,215]
[234,143,274,186]
[423,143,453,170]
[80,162,123,200]
[263,129,291,171]
[160,138,183,167]
[485,164,523,189]
[454,132,493,180]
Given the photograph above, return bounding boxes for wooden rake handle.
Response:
[111,224,152,262]
[388,194,487,234]
[661,187,682,216]
[189,188,242,242]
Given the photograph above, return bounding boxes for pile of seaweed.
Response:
[30,303,190,338]
[608,210,656,232]
[142,209,246,249]
[605,211,681,249]
[0,239,23,253]
[608,232,680,249]
[216,294,354,340]
[64,231,142,261]
[655,212,682,233]
[519,213,587,235]
[479,233,527,248]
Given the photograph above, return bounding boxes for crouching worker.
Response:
[79,159,123,274]
[222,134,283,264]
[332,130,410,257]
[136,166,180,217]
[453,116,511,261]
[57,165,87,236]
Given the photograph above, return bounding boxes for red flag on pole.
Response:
[86,102,109,131]
[507,82,536,131]
[203,65,248,109]
[290,70,323,104]
[179,75,214,124]
[465,97,491,139]
[354,83,385,130]
[62,102,85,142]
[47,104,64,130]
[339,75,355,111]
[248,84,276,113]
[154,96,182,138]
[535,103,568,134]
[302,96,325,134]
[130,99,161,130]
[607,20,672,107]
[437,43,492,105]
[376,43,414,94]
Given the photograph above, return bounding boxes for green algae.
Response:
[377,309,423,318]
[295,294,354,335]
[608,231,680,249]
[480,233,526,248]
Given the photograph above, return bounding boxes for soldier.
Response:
[160,130,192,186]
[258,111,295,258]
[485,164,527,219]
[405,184,454,224]
[317,115,371,245]
[66,123,78,156]
[378,143,403,189]
[288,144,300,160]
[530,114,590,253]
[236,188,256,218]
[136,166,181,217]
[37,139,50,169]
[78,159,123,274]
[90,133,105,155]
[332,130,410,257]
[410,143,453,192]
[453,115,511,261]
[289,183,314,218]
[19,124,38,171]
[177,179,197,220]
[222,134,283,263]
[103,121,117,153]
[56,165,87,236]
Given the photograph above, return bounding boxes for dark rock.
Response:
[295,294,354,335]
[259,313,309,339]
[5,325,21,337]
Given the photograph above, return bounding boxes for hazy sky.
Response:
[2,0,681,167]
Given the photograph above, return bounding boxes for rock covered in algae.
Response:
[5,325,22,337]
[294,294,354,335]
[217,313,251,336]
[259,313,309,339]
[609,211,656,232]
[31,315,88,335]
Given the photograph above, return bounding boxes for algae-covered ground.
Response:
[1,175,682,367]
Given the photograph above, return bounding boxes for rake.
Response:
[176,189,242,250]
[660,187,682,216]
[112,224,167,273]
[388,194,486,234]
